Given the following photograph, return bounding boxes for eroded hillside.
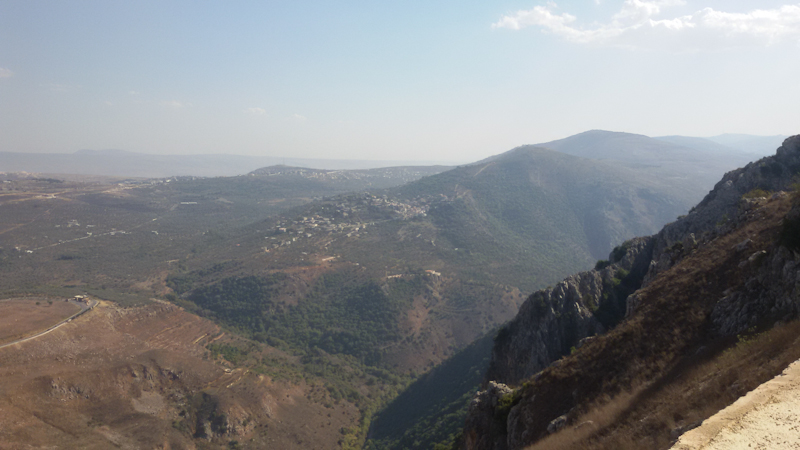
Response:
[0,297,361,449]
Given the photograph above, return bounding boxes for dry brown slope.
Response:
[0,299,358,450]
[0,298,80,345]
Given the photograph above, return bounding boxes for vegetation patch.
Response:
[594,260,611,270]
[611,241,631,263]
[742,188,771,199]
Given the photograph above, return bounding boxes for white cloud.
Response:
[245,107,266,115]
[493,1,800,48]
[291,113,307,121]
[697,5,800,44]
[611,0,686,23]
[0,68,12,78]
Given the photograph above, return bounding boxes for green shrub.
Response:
[611,242,631,262]
[495,391,520,425]
[594,260,611,270]
[742,188,770,199]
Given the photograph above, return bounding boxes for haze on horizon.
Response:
[0,0,798,163]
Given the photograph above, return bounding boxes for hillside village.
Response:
[262,192,443,248]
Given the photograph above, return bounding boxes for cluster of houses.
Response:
[262,193,438,249]
[120,176,200,187]
[324,192,432,221]
[264,213,370,249]
[250,167,357,180]
[386,269,442,281]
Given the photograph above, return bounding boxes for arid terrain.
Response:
[0,296,359,449]
[0,298,80,345]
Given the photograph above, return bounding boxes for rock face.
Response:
[461,135,800,450]
[462,382,514,450]
[711,231,800,336]
[484,237,654,386]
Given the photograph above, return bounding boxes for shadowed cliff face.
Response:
[484,237,654,386]
[463,135,800,450]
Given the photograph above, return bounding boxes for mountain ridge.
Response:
[460,134,800,450]
[0,150,459,178]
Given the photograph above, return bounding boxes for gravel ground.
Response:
[672,358,800,450]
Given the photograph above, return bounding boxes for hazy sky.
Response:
[1,1,798,162]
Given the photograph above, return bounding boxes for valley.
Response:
[0,131,791,450]
[3,2,797,448]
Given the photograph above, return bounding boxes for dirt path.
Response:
[0,299,98,350]
[671,358,800,450]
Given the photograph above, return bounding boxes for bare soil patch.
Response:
[0,297,80,344]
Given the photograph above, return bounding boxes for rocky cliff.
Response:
[484,236,654,386]
[645,135,800,284]
[462,135,800,450]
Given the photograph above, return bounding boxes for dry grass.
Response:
[0,301,361,449]
[527,320,800,450]
[0,297,80,344]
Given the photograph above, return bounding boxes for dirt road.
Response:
[0,298,97,350]
[671,358,800,450]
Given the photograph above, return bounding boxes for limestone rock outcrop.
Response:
[484,237,654,386]
[462,382,514,450]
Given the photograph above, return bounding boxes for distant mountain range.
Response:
[703,133,788,154]
[0,131,785,178]
[537,131,763,200]
[0,149,457,178]
[386,144,690,283]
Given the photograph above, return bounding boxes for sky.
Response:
[1,0,798,163]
